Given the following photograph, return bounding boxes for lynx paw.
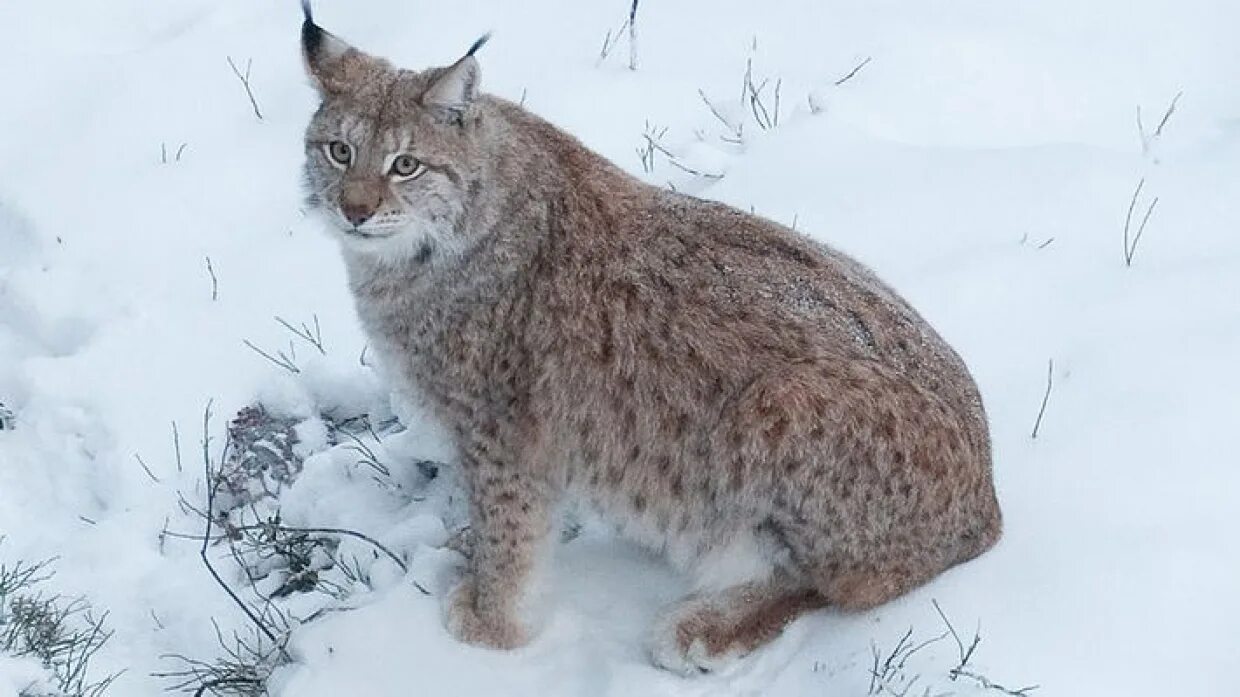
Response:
[648,604,746,675]
[443,578,529,650]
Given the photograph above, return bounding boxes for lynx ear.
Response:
[300,1,364,96]
[421,34,491,124]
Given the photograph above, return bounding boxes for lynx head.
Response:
[300,3,490,262]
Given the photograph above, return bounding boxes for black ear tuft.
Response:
[300,6,363,96]
[466,32,492,57]
[301,1,323,61]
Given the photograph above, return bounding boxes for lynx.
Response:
[299,4,1001,674]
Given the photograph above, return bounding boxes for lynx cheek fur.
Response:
[299,6,1001,674]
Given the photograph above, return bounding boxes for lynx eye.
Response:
[325,140,352,167]
[390,154,424,180]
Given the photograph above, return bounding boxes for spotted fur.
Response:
[299,14,1001,673]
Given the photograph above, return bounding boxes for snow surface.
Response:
[2,0,1238,695]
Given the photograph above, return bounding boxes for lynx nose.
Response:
[341,201,376,227]
[340,181,382,228]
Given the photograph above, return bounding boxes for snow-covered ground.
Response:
[2,0,1238,695]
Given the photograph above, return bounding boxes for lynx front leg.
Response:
[444,456,552,650]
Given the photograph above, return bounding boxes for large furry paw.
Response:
[443,578,529,650]
[648,602,746,675]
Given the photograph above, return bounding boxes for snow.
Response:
[2,0,1238,695]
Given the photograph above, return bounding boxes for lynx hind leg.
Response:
[732,358,1000,612]
[650,573,825,675]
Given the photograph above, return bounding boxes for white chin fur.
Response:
[338,220,464,266]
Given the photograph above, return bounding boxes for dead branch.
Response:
[933,599,1038,696]
[241,340,299,375]
[698,89,744,142]
[1123,178,1158,267]
[1030,359,1054,439]
[868,625,947,696]
[226,57,264,121]
[134,454,161,483]
[205,257,219,302]
[627,0,639,71]
[1154,91,1183,138]
[835,56,873,86]
[639,130,723,179]
[1137,90,1183,156]
[172,421,184,473]
[275,315,324,356]
[161,142,188,165]
[197,401,292,661]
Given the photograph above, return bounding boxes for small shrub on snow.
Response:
[158,401,430,696]
[864,601,1038,697]
[0,549,120,697]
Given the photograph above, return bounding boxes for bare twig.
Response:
[335,428,392,477]
[1030,359,1054,439]
[276,315,325,356]
[259,526,420,592]
[627,0,639,71]
[172,421,184,473]
[597,0,640,69]
[666,157,724,180]
[1130,197,1159,266]
[835,56,873,86]
[205,257,219,302]
[162,142,188,164]
[226,57,264,121]
[740,55,752,104]
[932,599,980,672]
[0,557,57,596]
[636,121,668,173]
[1153,91,1183,138]
[1122,178,1159,267]
[197,401,292,662]
[698,89,744,142]
[242,340,299,375]
[638,129,723,180]
[954,669,1040,696]
[933,599,1038,696]
[134,454,161,484]
[159,142,186,163]
[597,18,630,65]
[772,78,782,128]
[746,72,775,130]
[162,141,188,163]
[868,625,947,696]
[1137,90,1183,156]
[155,616,284,697]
